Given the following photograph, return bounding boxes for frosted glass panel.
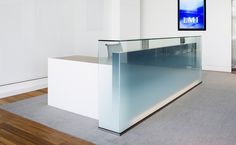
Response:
[98,36,202,133]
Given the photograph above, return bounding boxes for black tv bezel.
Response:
[178,0,206,31]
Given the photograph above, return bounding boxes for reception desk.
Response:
[48,56,102,119]
[48,36,202,135]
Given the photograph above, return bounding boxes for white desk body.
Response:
[48,56,111,120]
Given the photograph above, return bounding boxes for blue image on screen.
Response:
[179,0,205,29]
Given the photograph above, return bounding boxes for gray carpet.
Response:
[1,71,236,145]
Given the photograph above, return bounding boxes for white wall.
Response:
[110,0,140,39]
[141,0,232,72]
[0,0,232,98]
[73,0,111,56]
[0,0,110,97]
[120,0,140,39]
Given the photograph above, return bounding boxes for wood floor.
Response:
[0,89,48,105]
[0,89,94,145]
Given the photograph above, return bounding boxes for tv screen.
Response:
[178,0,206,30]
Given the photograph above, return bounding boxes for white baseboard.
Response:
[0,78,48,99]
[202,65,232,72]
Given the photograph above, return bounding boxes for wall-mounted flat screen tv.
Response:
[178,0,206,30]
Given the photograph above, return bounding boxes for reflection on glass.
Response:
[98,36,202,133]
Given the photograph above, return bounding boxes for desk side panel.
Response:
[48,58,98,119]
